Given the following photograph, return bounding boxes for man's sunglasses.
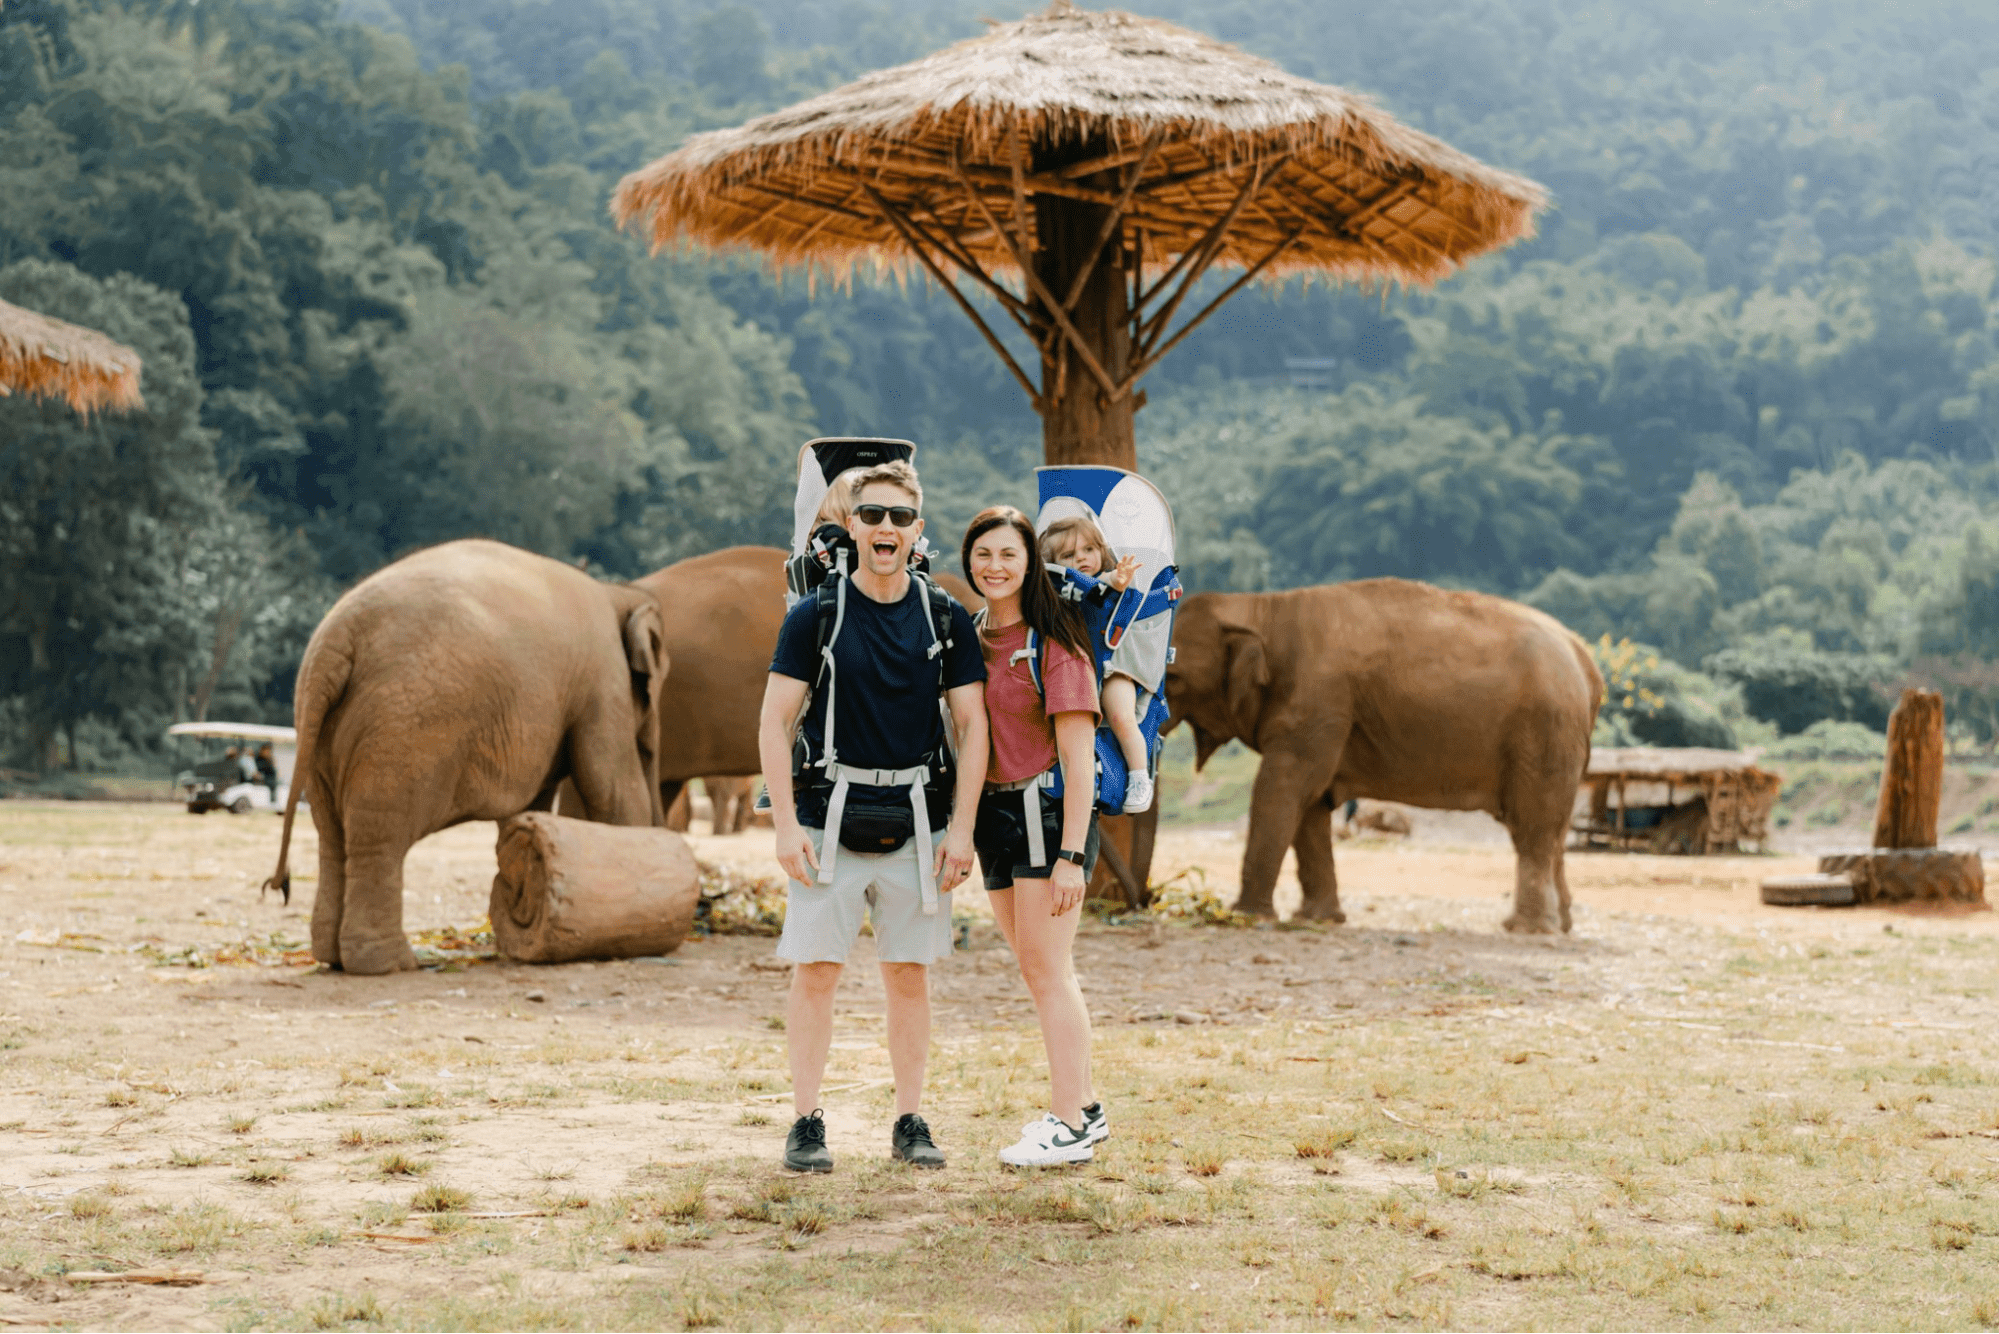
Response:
[854,504,919,528]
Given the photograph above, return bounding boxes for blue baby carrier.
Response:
[1022,465,1181,816]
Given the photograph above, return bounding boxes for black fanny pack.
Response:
[837,795,916,855]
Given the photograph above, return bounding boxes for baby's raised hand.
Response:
[1107,554,1142,591]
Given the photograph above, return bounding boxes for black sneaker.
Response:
[890,1113,945,1169]
[784,1109,832,1173]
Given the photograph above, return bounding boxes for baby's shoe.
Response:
[1121,769,1154,815]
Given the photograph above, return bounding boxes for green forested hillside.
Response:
[5,0,1999,770]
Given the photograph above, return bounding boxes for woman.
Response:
[962,506,1108,1165]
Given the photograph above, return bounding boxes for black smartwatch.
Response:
[1054,848,1087,868]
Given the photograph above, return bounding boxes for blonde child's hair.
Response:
[1039,514,1116,570]
[812,469,860,528]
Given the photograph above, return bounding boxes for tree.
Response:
[0,260,222,765]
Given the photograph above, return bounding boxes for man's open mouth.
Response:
[872,539,898,555]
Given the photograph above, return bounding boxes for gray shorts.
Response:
[775,827,954,966]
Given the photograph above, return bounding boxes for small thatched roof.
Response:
[0,297,142,415]
[1587,748,1766,781]
[613,1,1547,287]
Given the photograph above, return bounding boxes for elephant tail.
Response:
[1570,631,1607,746]
[263,637,352,906]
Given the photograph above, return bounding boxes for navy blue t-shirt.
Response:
[771,576,983,828]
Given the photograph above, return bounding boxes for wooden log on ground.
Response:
[1872,687,1945,849]
[1817,848,1986,906]
[489,813,699,963]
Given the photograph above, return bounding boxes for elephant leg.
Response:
[657,779,687,829]
[336,811,419,974]
[663,783,692,832]
[1239,748,1336,918]
[1293,798,1344,923]
[1554,844,1573,934]
[1501,788,1571,935]
[567,710,652,827]
[723,778,753,834]
[308,790,346,968]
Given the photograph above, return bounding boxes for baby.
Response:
[1040,515,1155,815]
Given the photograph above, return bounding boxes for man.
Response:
[757,460,987,1172]
[255,744,280,802]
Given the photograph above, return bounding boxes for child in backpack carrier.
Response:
[1039,516,1155,815]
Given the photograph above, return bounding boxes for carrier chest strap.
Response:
[816,762,939,915]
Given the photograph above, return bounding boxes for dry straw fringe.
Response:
[0,297,143,415]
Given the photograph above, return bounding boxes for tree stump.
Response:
[488,813,700,964]
[1817,849,1985,905]
[1873,688,1945,850]
[1765,688,1987,908]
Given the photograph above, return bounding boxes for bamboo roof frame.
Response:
[614,1,1547,416]
[0,297,143,415]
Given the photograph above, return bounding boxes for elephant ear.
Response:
[1224,625,1269,746]
[622,603,670,817]
[622,602,669,714]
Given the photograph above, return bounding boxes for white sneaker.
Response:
[1000,1113,1094,1166]
[1121,769,1154,815]
[1019,1101,1108,1145]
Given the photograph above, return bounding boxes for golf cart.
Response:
[166,721,297,814]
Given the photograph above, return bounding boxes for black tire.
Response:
[1760,873,1856,907]
[229,796,253,815]
[187,803,210,815]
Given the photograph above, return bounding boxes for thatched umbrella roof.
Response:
[0,297,143,415]
[613,2,1547,288]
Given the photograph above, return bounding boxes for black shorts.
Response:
[973,786,1101,891]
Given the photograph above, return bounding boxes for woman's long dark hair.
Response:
[961,506,1093,662]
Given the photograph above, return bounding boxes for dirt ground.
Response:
[3,801,1997,1331]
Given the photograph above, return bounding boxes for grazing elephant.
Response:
[633,546,980,812]
[264,540,668,974]
[1164,579,1602,933]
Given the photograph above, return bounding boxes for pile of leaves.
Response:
[1145,870,1255,929]
[410,921,496,967]
[133,921,497,970]
[694,861,786,937]
[138,931,316,969]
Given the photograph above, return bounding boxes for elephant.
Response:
[1163,579,1603,933]
[263,539,668,974]
[632,545,980,813]
[664,775,755,834]
[632,547,788,811]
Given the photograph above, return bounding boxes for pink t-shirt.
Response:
[980,620,1099,784]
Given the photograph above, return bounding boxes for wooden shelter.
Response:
[1574,747,1782,855]
[613,0,1547,469]
[0,297,142,415]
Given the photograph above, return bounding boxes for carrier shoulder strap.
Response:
[808,570,851,769]
[810,570,958,771]
[911,571,953,682]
